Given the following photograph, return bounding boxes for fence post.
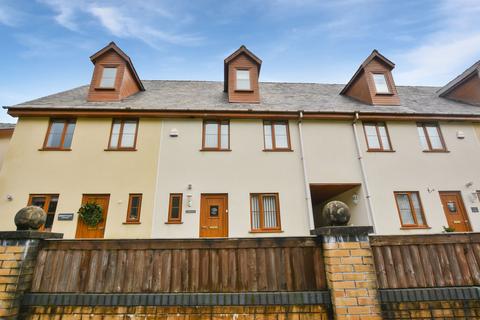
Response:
[0,231,62,319]
[313,226,382,320]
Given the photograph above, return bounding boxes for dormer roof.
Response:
[437,60,480,98]
[340,50,394,95]
[224,45,262,92]
[90,42,145,91]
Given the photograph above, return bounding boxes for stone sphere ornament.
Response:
[322,201,351,226]
[14,206,47,230]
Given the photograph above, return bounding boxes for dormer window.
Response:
[236,69,251,91]
[372,73,390,94]
[99,67,117,88]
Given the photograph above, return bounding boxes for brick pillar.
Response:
[0,231,62,319]
[314,226,382,320]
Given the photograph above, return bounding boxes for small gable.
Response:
[224,45,262,103]
[340,50,400,106]
[438,60,480,106]
[87,42,144,102]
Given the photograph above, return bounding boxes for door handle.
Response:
[453,220,461,224]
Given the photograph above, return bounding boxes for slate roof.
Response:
[7,80,480,116]
[0,123,15,129]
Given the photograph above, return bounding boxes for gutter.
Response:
[298,111,315,231]
[352,112,377,233]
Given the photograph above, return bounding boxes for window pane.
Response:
[373,74,390,93]
[100,67,117,88]
[31,196,46,209]
[204,122,218,148]
[220,122,229,149]
[365,124,380,149]
[378,124,391,150]
[426,125,443,149]
[170,196,181,219]
[47,196,58,214]
[110,122,121,148]
[251,195,261,229]
[63,122,75,148]
[121,121,137,148]
[236,70,250,90]
[410,193,425,225]
[264,123,273,149]
[274,123,288,148]
[417,126,429,150]
[263,195,278,228]
[396,194,415,225]
[46,121,65,148]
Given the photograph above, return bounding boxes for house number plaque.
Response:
[57,213,74,221]
[185,209,196,214]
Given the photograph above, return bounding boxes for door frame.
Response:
[199,193,229,238]
[438,191,472,232]
[75,193,111,238]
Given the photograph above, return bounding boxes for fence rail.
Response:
[370,233,480,289]
[31,237,327,293]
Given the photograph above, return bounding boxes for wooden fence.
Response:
[31,237,327,293]
[370,233,480,289]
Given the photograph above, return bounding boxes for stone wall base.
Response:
[21,305,331,319]
[382,300,480,319]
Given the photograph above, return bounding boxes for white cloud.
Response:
[0,3,21,26]
[394,0,480,85]
[38,0,203,47]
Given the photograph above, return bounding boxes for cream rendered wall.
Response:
[152,119,310,238]
[0,117,161,238]
[0,135,12,169]
[361,121,480,234]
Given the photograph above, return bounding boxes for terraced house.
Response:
[1,42,480,238]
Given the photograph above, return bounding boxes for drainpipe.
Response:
[352,112,377,233]
[298,111,315,231]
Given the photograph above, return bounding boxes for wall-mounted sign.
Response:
[57,213,74,221]
[471,207,479,213]
[185,210,196,214]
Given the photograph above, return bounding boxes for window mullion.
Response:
[271,123,276,149]
[375,124,383,150]
[258,194,265,230]
[59,121,68,148]
[407,193,418,225]
[217,121,221,149]
[423,125,433,151]
[118,121,125,148]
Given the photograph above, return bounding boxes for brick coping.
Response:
[0,231,63,240]
[379,287,480,302]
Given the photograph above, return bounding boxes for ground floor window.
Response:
[126,194,142,223]
[28,194,59,231]
[394,191,428,228]
[250,193,281,232]
[167,193,183,223]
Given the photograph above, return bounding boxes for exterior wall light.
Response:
[169,128,179,137]
[352,194,359,205]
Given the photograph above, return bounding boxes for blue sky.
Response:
[1,0,480,123]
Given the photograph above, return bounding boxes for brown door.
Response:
[200,194,228,238]
[75,194,110,238]
[439,191,472,232]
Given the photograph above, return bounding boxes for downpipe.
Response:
[298,112,315,231]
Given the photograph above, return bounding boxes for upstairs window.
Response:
[363,122,392,151]
[126,194,142,223]
[108,119,138,150]
[236,69,251,90]
[99,67,117,88]
[263,120,291,150]
[202,120,230,150]
[167,193,183,223]
[28,194,59,232]
[394,191,428,228]
[372,73,390,94]
[43,119,76,150]
[417,123,446,152]
[250,193,281,232]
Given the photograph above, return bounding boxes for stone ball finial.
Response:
[322,201,351,226]
[14,206,47,230]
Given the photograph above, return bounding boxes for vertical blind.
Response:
[251,194,279,230]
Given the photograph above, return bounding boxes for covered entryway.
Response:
[310,183,362,227]
[439,191,472,232]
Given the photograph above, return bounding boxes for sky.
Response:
[1,0,480,123]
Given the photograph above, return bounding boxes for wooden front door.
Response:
[439,191,472,232]
[75,194,110,238]
[200,194,228,238]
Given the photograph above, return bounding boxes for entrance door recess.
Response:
[439,191,472,232]
[200,194,228,238]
